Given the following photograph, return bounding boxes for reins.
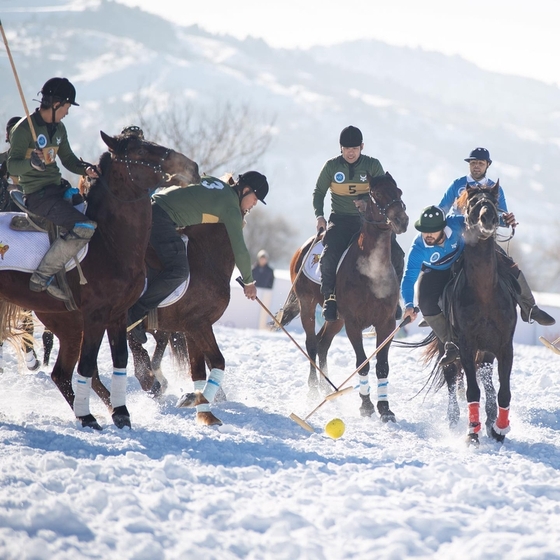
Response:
[361,190,405,228]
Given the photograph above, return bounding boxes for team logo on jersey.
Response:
[430,252,441,263]
[201,179,224,190]
[334,172,345,183]
[360,174,367,182]
[36,134,47,148]
[56,137,62,145]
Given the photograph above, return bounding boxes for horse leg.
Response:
[127,332,160,394]
[345,322,374,417]
[299,299,320,397]
[316,320,343,395]
[178,330,225,427]
[461,346,482,446]
[105,321,132,428]
[477,354,497,437]
[42,330,54,367]
[443,363,460,428]
[375,339,395,423]
[150,331,170,395]
[489,345,514,442]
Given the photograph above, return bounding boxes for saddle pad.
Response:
[137,235,191,308]
[301,239,351,285]
[0,212,87,273]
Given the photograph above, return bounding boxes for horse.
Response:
[126,223,235,426]
[279,172,409,421]
[0,131,199,429]
[425,183,517,446]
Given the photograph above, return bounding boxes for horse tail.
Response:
[0,299,36,369]
[167,331,190,373]
[278,290,301,327]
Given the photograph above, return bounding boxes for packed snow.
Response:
[1,316,560,560]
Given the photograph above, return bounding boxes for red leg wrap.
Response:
[468,402,481,434]
[496,407,510,431]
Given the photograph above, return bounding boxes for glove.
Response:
[63,186,80,200]
[30,149,46,172]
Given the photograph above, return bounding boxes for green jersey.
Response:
[7,112,86,194]
[313,154,384,218]
[153,176,254,283]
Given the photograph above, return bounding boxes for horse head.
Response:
[464,182,500,243]
[99,131,200,189]
[357,172,409,234]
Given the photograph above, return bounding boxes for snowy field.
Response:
[1,320,560,560]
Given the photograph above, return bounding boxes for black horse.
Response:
[427,183,517,446]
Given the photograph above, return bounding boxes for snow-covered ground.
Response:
[1,320,560,559]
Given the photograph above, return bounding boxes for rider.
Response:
[439,147,554,326]
[7,77,99,302]
[127,170,269,343]
[402,206,465,366]
[314,125,405,322]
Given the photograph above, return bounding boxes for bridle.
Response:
[465,191,499,240]
[361,189,406,227]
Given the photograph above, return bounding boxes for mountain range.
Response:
[2,0,560,272]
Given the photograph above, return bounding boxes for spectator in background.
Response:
[252,249,274,289]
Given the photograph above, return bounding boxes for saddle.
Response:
[9,190,79,311]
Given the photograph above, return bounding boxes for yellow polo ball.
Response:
[325,418,345,439]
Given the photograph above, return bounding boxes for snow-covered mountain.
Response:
[2,0,560,265]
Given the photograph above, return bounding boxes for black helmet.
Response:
[464,147,492,165]
[339,125,363,148]
[121,125,144,139]
[414,205,447,233]
[40,77,79,106]
[238,171,269,204]
[5,116,21,141]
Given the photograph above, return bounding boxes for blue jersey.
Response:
[401,215,465,308]
[439,175,508,225]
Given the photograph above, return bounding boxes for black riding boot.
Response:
[322,294,338,322]
[424,313,459,366]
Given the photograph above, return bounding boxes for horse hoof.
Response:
[112,405,131,429]
[177,391,208,408]
[380,412,396,423]
[466,433,480,447]
[490,427,506,443]
[149,380,162,399]
[197,411,223,426]
[377,401,395,423]
[78,414,102,431]
[359,395,375,417]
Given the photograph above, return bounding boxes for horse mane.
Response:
[456,190,468,214]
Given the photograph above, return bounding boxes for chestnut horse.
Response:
[280,172,409,421]
[426,183,517,446]
[126,223,235,426]
[0,132,199,429]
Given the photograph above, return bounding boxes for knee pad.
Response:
[68,220,97,240]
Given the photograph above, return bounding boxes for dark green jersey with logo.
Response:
[153,176,254,283]
[313,154,384,218]
[7,112,86,194]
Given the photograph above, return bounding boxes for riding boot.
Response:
[424,312,459,366]
[322,294,338,322]
[29,235,89,302]
[516,271,555,326]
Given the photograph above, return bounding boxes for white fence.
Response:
[218,269,560,346]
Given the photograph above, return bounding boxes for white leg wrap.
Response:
[202,368,225,403]
[377,379,389,401]
[358,372,370,396]
[110,368,127,409]
[74,373,92,417]
[194,380,210,412]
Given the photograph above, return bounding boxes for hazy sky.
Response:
[118,0,560,87]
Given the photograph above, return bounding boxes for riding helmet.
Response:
[238,171,269,204]
[339,125,363,148]
[40,77,79,106]
[121,125,144,139]
[414,205,447,233]
[464,147,492,165]
[5,116,21,141]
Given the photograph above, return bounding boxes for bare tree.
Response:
[133,97,275,175]
[243,208,298,266]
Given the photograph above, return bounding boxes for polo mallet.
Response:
[0,19,39,144]
[274,231,323,325]
[290,313,413,432]
[539,335,560,355]
[235,276,338,392]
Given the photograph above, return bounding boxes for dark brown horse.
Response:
[426,183,517,445]
[126,223,235,426]
[0,132,199,429]
[280,172,409,421]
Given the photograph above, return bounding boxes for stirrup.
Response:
[322,295,338,322]
[439,342,459,366]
